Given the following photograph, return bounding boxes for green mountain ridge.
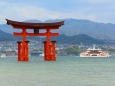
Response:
[1,18,115,40]
[51,34,105,44]
[0,30,105,44]
[0,30,14,41]
[0,18,115,40]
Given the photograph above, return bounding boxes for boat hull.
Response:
[80,54,110,57]
[80,55,110,57]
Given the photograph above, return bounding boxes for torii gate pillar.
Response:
[43,41,56,61]
[17,40,29,61]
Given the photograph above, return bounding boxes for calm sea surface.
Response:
[0,56,115,86]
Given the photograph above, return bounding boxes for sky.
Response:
[0,0,115,24]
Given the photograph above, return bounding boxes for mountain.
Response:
[1,18,115,40]
[46,19,115,40]
[59,19,115,40]
[50,34,105,44]
[28,34,105,44]
[0,30,105,44]
[0,24,13,34]
[0,30,15,41]
[0,20,41,33]
[24,19,41,23]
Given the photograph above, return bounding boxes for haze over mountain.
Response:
[0,30,15,41]
[48,19,115,40]
[0,28,105,44]
[50,34,105,44]
[1,18,115,40]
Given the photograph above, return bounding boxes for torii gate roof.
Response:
[6,19,64,29]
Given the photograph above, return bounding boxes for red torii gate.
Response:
[6,19,64,61]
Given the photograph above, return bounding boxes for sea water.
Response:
[0,56,115,86]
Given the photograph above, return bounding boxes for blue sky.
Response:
[0,0,115,23]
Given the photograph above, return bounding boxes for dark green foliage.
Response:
[0,29,105,44]
[51,34,105,44]
[0,30,14,41]
[62,46,83,55]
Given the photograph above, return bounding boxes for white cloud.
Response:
[0,2,53,22]
[80,0,115,3]
[0,1,98,23]
[0,0,115,24]
[0,1,67,21]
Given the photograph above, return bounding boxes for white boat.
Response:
[80,45,110,57]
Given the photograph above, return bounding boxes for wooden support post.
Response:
[25,41,30,61]
[43,41,47,60]
[17,41,22,61]
[51,41,56,60]
[46,29,51,60]
[21,29,27,61]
